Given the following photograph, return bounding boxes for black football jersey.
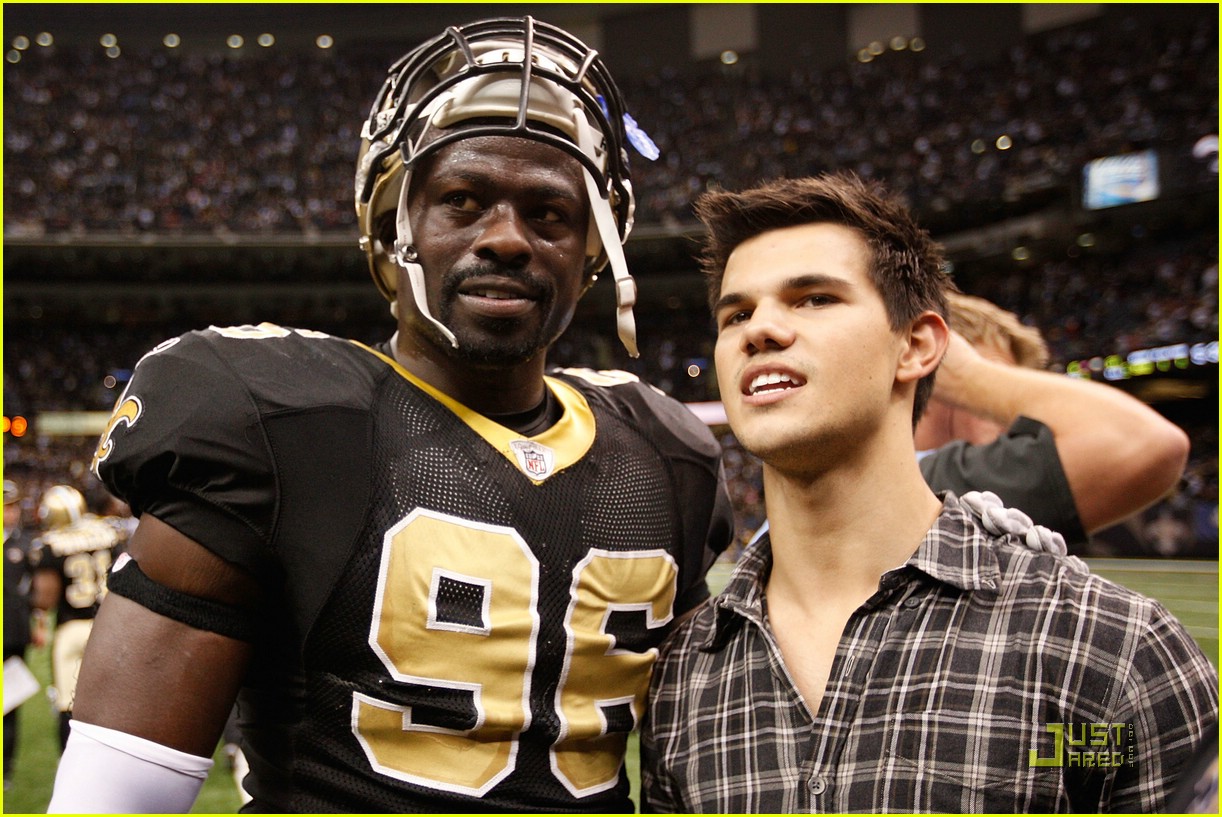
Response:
[93,323,733,812]
[32,516,127,624]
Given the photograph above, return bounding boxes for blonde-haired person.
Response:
[950,291,1050,367]
[915,291,1188,545]
[916,291,1047,446]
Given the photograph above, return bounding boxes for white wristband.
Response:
[48,720,213,813]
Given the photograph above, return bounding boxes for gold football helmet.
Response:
[354,16,649,356]
[38,485,87,530]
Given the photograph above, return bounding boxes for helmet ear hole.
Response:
[375,210,398,248]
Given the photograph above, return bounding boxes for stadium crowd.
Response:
[3,7,1217,558]
[3,9,1215,235]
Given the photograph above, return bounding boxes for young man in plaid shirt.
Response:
[640,172,1217,813]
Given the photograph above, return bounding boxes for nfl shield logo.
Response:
[509,440,556,481]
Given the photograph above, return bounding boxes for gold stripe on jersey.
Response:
[352,341,596,484]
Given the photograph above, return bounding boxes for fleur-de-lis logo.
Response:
[91,396,143,477]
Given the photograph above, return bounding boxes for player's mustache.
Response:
[442,262,554,303]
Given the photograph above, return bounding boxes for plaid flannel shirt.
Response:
[641,493,1218,813]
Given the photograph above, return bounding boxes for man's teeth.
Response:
[471,289,518,300]
[749,372,799,394]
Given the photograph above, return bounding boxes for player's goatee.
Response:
[438,261,559,366]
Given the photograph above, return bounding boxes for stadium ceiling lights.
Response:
[858,36,925,63]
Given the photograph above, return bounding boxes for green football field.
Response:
[3,559,1216,814]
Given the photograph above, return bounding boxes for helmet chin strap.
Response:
[384,94,638,358]
[392,166,460,349]
[573,110,639,358]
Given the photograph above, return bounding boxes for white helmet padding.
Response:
[355,16,642,357]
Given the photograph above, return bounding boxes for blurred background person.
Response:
[29,485,128,750]
[915,292,1190,549]
[915,292,1053,446]
[4,479,41,789]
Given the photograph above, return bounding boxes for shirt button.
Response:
[810,777,827,795]
[903,595,921,608]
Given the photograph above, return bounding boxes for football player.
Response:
[29,485,128,751]
[50,17,734,812]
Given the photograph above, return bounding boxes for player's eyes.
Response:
[444,193,481,212]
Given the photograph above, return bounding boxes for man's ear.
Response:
[896,311,949,385]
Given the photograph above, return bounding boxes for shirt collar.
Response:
[703,532,772,650]
[903,492,1002,593]
[701,492,1000,650]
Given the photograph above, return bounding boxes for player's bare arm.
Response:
[71,514,257,757]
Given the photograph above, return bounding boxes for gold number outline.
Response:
[351,508,541,797]
[63,549,113,609]
[551,548,678,796]
[351,509,678,800]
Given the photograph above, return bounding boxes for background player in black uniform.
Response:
[29,484,128,751]
[4,479,40,789]
[50,16,734,812]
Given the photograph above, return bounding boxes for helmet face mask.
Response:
[355,16,642,357]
